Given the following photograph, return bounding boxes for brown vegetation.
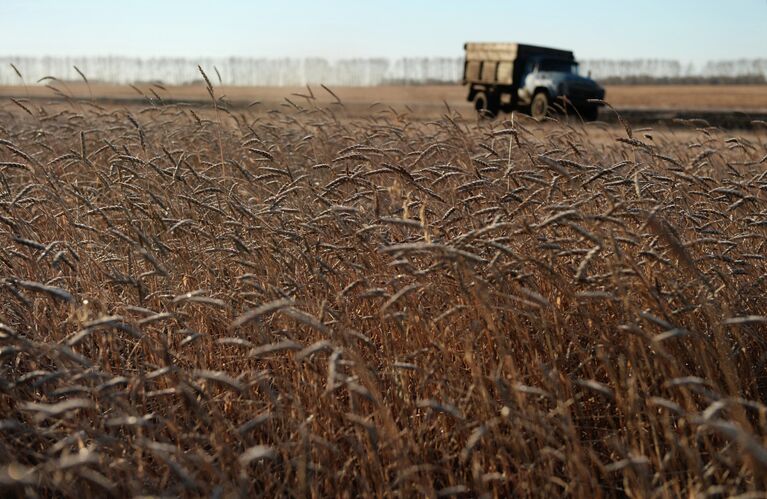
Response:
[1,82,767,497]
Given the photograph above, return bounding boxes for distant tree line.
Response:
[580,59,767,85]
[2,56,766,86]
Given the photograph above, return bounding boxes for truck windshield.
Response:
[538,60,579,74]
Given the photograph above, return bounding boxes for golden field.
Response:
[1,81,767,497]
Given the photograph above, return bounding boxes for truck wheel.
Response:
[474,92,497,118]
[580,106,599,122]
[530,91,549,120]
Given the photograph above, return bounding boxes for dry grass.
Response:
[1,85,767,498]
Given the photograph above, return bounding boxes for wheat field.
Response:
[2,79,767,497]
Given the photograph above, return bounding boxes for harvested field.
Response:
[2,83,767,112]
[2,84,767,497]
[604,84,767,111]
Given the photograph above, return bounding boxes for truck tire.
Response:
[580,106,599,122]
[530,91,549,120]
[473,91,498,118]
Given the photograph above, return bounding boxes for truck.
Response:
[463,42,605,120]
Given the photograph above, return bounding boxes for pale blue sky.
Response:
[2,0,766,63]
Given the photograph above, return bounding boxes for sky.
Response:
[2,0,766,64]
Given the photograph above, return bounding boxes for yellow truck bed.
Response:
[463,42,574,86]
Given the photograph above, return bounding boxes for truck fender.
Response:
[467,86,479,102]
[533,87,551,100]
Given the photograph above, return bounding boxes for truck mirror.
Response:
[588,70,592,78]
